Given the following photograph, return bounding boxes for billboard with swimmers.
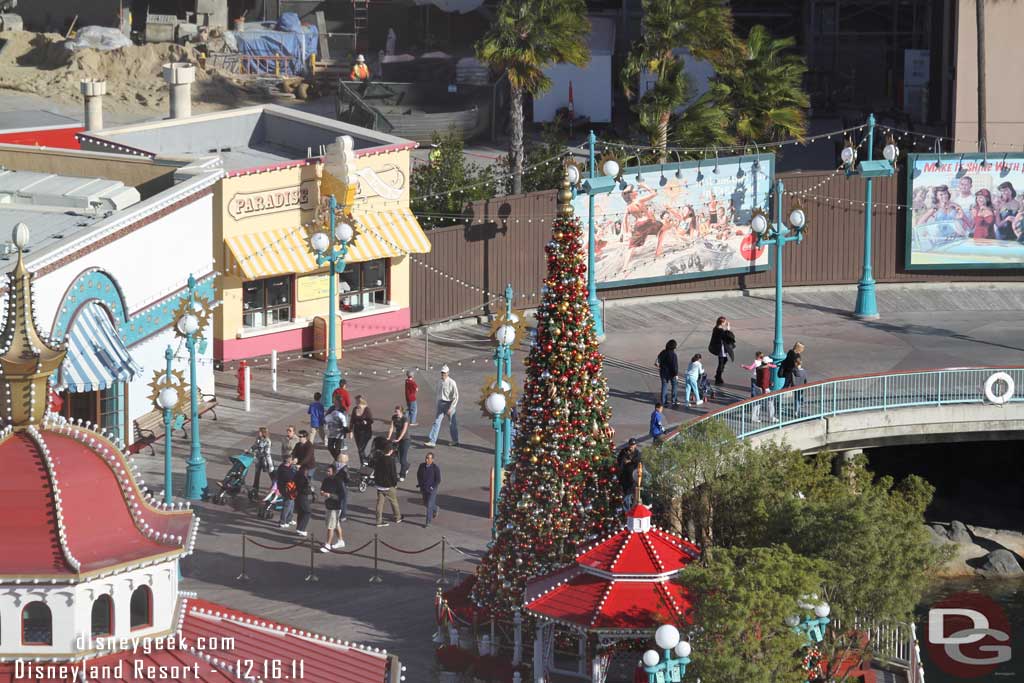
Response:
[571,154,774,288]
[906,154,1024,269]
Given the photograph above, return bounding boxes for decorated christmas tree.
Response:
[471,172,621,619]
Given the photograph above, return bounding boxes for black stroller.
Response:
[212,454,253,504]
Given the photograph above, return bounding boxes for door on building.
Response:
[59,385,126,440]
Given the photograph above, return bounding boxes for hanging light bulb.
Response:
[840,138,857,168]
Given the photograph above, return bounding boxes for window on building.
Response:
[22,602,52,645]
[242,275,293,328]
[91,595,113,636]
[130,586,152,629]
[339,260,388,313]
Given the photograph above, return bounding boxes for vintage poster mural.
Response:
[906,154,1024,269]
[571,154,774,288]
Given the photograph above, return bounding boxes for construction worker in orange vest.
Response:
[350,54,370,82]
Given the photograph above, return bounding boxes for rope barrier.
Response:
[325,538,374,555]
[245,537,307,551]
[378,539,443,554]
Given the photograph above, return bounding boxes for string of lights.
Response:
[876,125,1024,151]
[597,123,868,158]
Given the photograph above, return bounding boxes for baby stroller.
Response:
[257,482,285,519]
[212,454,253,505]
[346,464,374,493]
[698,372,716,402]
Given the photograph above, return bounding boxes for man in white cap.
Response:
[425,365,459,448]
[350,54,370,82]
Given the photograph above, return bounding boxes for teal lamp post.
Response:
[176,274,213,500]
[642,624,693,683]
[484,284,520,528]
[309,195,354,408]
[566,132,615,342]
[751,180,807,390]
[150,345,181,504]
[785,597,832,646]
[843,113,897,319]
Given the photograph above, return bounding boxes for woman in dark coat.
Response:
[707,316,736,385]
[293,468,315,536]
[779,342,805,388]
[350,395,374,467]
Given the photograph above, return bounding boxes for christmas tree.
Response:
[471,173,621,619]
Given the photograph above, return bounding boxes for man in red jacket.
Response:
[405,370,418,425]
[332,379,352,413]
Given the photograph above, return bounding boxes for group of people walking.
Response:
[650,315,811,440]
[243,366,460,550]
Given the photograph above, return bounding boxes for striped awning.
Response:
[59,302,141,393]
[348,207,432,263]
[224,227,318,280]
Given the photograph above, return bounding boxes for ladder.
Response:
[353,0,368,31]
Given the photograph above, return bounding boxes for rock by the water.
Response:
[949,520,972,544]
[978,549,1024,578]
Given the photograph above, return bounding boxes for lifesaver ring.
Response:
[983,372,1015,405]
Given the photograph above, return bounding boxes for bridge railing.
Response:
[671,367,1024,442]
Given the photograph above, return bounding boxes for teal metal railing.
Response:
[672,367,1024,442]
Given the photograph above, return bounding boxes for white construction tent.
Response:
[532,17,616,124]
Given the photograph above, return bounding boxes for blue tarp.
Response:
[233,13,318,76]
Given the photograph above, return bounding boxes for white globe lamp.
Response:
[484,392,506,416]
[310,231,330,253]
[784,615,801,628]
[566,164,581,186]
[789,208,806,229]
[814,602,831,619]
[335,221,355,243]
[883,143,899,164]
[751,212,769,235]
[177,313,200,336]
[157,388,179,410]
[601,159,620,178]
[642,650,660,668]
[674,641,692,659]
[840,145,857,166]
[495,325,516,346]
[654,624,680,650]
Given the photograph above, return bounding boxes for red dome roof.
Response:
[0,423,196,579]
[523,507,701,632]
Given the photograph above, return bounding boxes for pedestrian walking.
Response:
[405,370,419,425]
[684,354,705,407]
[752,355,777,423]
[324,404,349,459]
[649,402,667,444]
[371,437,403,527]
[276,454,298,527]
[791,358,809,416]
[308,392,325,445]
[350,396,374,466]
[387,405,410,481]
[655,340,680,408]
[619,448,641,508]
[779,342,805,388]
[334,453,350,519]
[292,430,317,482]
[416,452,441,526]
[425,365,459,448]
[294,467,314,536]
[742,351,767,397]
[616,438,641,471]
[248,427,273,495]
[319,463,347,551]
[280,425,298,462]
[708,316,736,385]
[332,379,352,413]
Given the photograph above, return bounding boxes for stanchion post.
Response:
[244,365,251,412]
[236,533,250,581]
[369,533,383,583]
[437,535,448,585]
[305,534,319,582]
[271,349,278,393]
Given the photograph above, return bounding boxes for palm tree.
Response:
[476,0,589,195]
[712,25,809,144]
[621,0,735,163]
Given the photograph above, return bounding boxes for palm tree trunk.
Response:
[510,85,525,195]
[657,111,670,164]
[977,0,987,152]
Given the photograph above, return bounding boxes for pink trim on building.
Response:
[215,308,411,362]
[224,157,322,178]
[355,142,418,157]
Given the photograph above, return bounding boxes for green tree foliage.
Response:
[621,0,735,162]
[497,126,569,194]
[410,129,497,229]
[477,0,589,194]
[683,546,827,683]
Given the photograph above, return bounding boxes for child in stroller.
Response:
[257,481,285,519]
[212,453,254,504]
[698,372,715,402]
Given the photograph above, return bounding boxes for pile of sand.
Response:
[0,31,255,112]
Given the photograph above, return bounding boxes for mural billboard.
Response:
[571,154,774,288]
[906,154,1024,269]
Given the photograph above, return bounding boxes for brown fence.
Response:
[409,171,1024,326]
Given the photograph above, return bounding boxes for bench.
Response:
[127,393,219,455]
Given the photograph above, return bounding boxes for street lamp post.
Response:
[642,624,693,683]
[843,113,897,319]
[785,597,832,646]
[484,284,519,525]
[311,195,354,407]
[151,345,180,504]
[176,274,212,501]
[751,179,807,390]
